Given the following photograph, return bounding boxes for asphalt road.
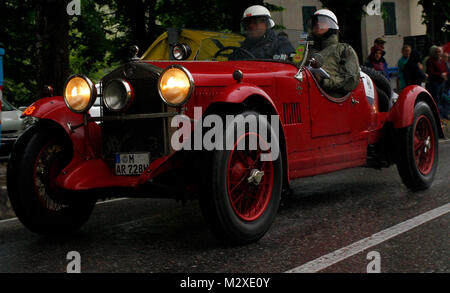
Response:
[0,141,448,273]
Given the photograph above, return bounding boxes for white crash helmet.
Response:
[241,5,275,31]
[308,9,339,34]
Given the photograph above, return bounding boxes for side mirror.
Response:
[18,106,27,112]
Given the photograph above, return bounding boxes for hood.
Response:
[146,60,297,87]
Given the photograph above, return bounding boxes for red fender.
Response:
[21,96,102,157]
[388,85,445,138]
[208,82,290,180]
[212,83,281,116]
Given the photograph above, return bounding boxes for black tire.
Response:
[396,101,439,191]
[376,86,390,112]
[361,65,393,111]
[7,126,96,235]
[199,111,282,245]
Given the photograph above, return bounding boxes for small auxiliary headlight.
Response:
[63,75,96,113]
[172,43,192,61]
[103,79,134,112]
[158,65,194,107]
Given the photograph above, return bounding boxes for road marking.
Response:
[96,197,127,205]
[0,198,129,225]
[0,217,18,224]
[286,202,450,273]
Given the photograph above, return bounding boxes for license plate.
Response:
[115,153,150,176]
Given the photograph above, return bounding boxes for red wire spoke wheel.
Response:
[200,111,283,245]
[396,101,439,191]
[413,115,435,175]
[226,132,274,221]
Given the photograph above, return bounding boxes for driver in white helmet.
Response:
[230,5,295,60]
[307,9,360,98]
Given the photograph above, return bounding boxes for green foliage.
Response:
[263,2,285,13]
[0,0,37,105]
[69,0,111,75]
[2,78,35,107]
[418,0,450,44]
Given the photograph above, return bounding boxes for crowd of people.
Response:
[237,4,449,120]
[365,38,450,120]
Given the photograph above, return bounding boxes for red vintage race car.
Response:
[7,30,444,244]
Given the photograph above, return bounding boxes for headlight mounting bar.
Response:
[67,111,178,133]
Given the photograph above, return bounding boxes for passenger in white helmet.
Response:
[230,5,295,60]
[307,9,360,98]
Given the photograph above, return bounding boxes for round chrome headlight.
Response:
[63,75,96,113]
[103,79,134,112]
[158,65,194,107]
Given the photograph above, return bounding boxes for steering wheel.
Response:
[213,46,256,60]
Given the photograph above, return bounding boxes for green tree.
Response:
[418,0,450,45]
[68,0,112,76]
[0,0,37,106]
[36,0,70,97]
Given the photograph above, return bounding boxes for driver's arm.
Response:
[321,45,360,94]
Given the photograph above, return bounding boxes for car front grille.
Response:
[100,62,169,169]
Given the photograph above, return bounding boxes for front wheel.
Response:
[396,101,439,191]
[199,111,283,244]
[7,126,96,235]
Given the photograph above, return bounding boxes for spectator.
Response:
[404,50,426,87]
[422,45,437,74]
[426,46,447,117]
[373,37,389,77]
[397,44,411,90]
[443,52,450,87]
[374,37,387,52]
[365,45,390,79]
[442,52,450,119]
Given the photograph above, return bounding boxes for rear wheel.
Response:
[361,65,392,111]
[199,111,282,244]
[7,127,96,235]
[396,101,439,191]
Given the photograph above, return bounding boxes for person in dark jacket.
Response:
[397,44,411,90]
[404,50,426,87]
[425,46,447,116]
[306,9,360,98]
[441,52,450,119]
[373,37,389,70]
[365,45,390,79]
[230,5,295,60]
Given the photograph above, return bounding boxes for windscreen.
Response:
[141,29,308,64]
[1,99,15,111]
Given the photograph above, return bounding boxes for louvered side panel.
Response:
[283,103,301,125]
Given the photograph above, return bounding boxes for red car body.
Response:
[22,61,443,190]
[10,42,444,244]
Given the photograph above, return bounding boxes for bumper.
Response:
[56,151,179,191]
